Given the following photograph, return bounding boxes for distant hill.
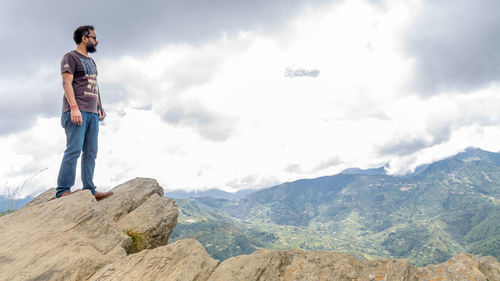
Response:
[164,188,259,200]
[171,147,500,266]
[453,147,500,165]
[0,194,33,212]
[341,166,387,175]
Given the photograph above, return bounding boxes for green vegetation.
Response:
[468,235,500,259]
[125,229,148,254]
[170,149,500,265]
[170,198,277,260]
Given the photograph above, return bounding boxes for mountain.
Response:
[341,166,387,175]
[164,188,259,200]
[0,194,34,212]
[171,147,500,266]
[453,147,500,165]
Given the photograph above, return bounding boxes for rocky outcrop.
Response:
[0,190,130,281]
[98,177,165,222]
[2,177,499,281]
[416,253,500,281]
[18,178,178,253]
[208,249,500,281]
[88,239,219,281]
[208,249,415,281]
[0,178,180,281]
[116,193,178,251]
[101,178,178,252]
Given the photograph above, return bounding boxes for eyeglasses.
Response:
[86,35,97,41]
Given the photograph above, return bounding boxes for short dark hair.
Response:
[73,25,95,44]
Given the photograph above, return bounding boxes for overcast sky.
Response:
[1,0,500,197]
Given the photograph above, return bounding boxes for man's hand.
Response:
[71,107,82,126]
[99,109,106,121]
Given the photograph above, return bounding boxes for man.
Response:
[56,25,113,200]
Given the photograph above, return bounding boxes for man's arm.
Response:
[62,72,82,126]
[97,83,106,121]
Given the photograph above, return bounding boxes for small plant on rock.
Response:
[2,167,48,213]
[125,229,148,254]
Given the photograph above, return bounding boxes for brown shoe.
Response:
[94,191,114,201]
[59,189,81,198]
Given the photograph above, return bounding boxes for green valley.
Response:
[170,148,500,266]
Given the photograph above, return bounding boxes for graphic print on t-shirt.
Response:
[60,50,101,113]
[80,58,98,97]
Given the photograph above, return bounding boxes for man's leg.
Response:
[81,112,99,195]
[56,112,87,198]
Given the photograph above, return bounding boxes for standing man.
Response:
[56,25,113,200]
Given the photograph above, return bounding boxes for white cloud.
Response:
[0,65,60,135]
[284,67,320,78]
[2,0,500,197]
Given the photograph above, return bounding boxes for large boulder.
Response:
[207,248,500,281]
[0,190,130,281]
[20,178,178,253]
[0,177,182,281]
[98,177,164,221]
[116,193,178,252]
[99,178,179,252]
[207,249,416,281]
[88,239,219,281]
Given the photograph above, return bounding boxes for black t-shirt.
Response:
[60,50,100,113]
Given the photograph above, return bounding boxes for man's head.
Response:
[73,25,98,53]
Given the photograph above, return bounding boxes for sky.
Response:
[1,0,500,197]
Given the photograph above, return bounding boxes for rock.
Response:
[208,249,500,281]
[88,239,219,281]
[116,193,178,252]
[98,177,164,221]
[479,256,500,281]
[20,187,57,209]
[416,253,500,281]
[0,190,130,281]
[207,249,416,281]
[97,177,179,251]
[0,178,181,281]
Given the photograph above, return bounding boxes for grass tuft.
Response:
[125,229,147,254]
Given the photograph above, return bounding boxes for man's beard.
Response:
[86,42,97,53]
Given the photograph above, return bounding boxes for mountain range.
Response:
[169,147,500,266]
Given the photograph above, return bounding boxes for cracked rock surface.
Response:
[208,249,500,281]
[0,191,130,281]
[88,239,219,281]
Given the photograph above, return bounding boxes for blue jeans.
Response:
[56,111,99,198]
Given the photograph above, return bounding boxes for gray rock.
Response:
[116,193,178,252]
[0,190,130,281]
[98,177,164,221]
[88,238,219,281]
